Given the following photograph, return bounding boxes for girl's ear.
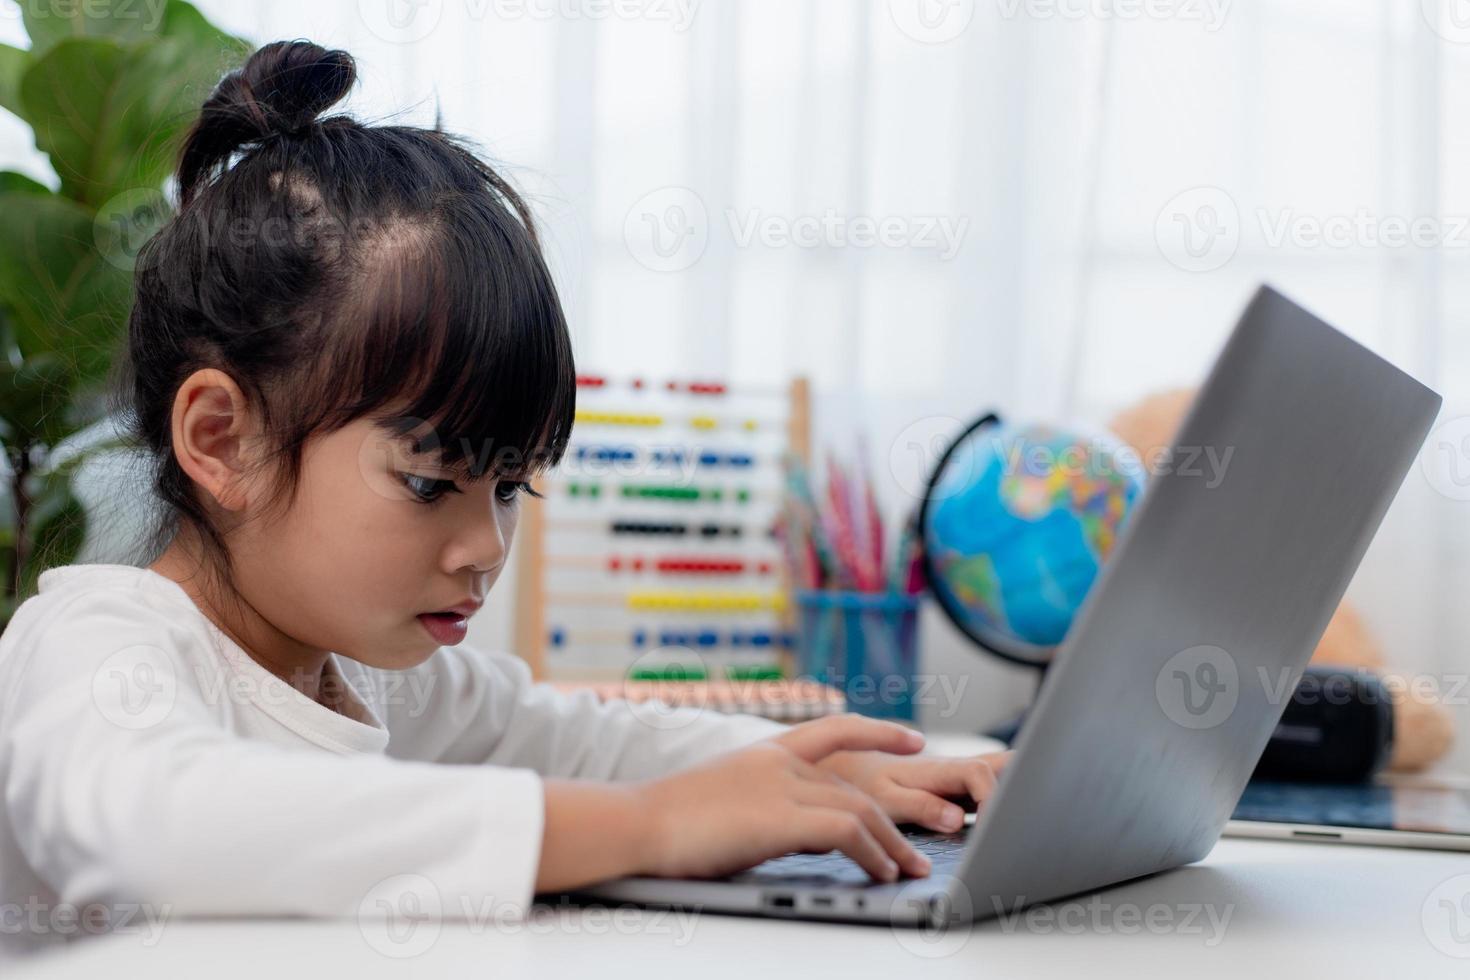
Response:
[169,368,263,513]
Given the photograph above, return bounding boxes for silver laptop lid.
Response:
[952,285,1442,920]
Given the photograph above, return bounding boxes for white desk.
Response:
[14,736,1470,978]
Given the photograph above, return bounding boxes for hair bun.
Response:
[178,40,357,206]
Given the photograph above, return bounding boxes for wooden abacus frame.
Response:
[513,376,811,681]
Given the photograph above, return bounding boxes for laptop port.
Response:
[810,895,834,909]
[764,893,796,910]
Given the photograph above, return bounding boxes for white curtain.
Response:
[5,0,1469,767]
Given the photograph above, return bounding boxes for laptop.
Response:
[570,284,1442,927]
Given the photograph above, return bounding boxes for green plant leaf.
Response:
[22,0,171,60]
[162,1,252,64]
[0,42,29,119]
[0,170,51,196]
[21,34,246,209]
[20,38,136,207]
[0,190,133,384]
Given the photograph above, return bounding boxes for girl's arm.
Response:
[363,644,791,780]
[1,592,928,915]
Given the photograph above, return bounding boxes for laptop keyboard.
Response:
[727,826,970,888]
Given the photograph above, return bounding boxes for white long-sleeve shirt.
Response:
[0,563,787,958]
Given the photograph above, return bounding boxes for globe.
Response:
[919,416,1146,666]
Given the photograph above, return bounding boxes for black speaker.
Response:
[984,665,1395,784]
[1250,666,1394,783]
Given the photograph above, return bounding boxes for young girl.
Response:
[0,40,1007,951]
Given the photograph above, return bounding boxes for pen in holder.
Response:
[795,590,921,721]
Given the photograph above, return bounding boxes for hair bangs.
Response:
[340,195,577,485]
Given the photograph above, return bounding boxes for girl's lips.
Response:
[417,612,468,646]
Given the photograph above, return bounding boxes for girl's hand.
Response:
[814,748,1014,833]
[631,715,935,883]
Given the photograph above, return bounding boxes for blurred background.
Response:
[3,0,1469,771]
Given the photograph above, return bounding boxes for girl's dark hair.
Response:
[110,39,576,595]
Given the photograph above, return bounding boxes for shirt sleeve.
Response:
[373,644,790,781]
[0,589,544,919]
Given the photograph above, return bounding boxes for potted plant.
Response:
[0,1,248,627]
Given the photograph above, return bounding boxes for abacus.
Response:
[512,374,812,685]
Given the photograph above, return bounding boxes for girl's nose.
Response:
[451,506,509,575]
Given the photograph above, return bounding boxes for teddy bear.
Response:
[1108,389,1453,772]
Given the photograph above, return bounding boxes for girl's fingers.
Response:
[796,778,931,878]
[895,756,1002,811]
[791,804,906,883]
[883,784,968,833]
[774,715,924,764]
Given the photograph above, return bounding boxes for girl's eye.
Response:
[400,472,460,505]
[496,480,544,504]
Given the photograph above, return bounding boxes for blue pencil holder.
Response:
[795,591,922,721]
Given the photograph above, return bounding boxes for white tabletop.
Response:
[14,735,1470,978]
[11,836,1470,979]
